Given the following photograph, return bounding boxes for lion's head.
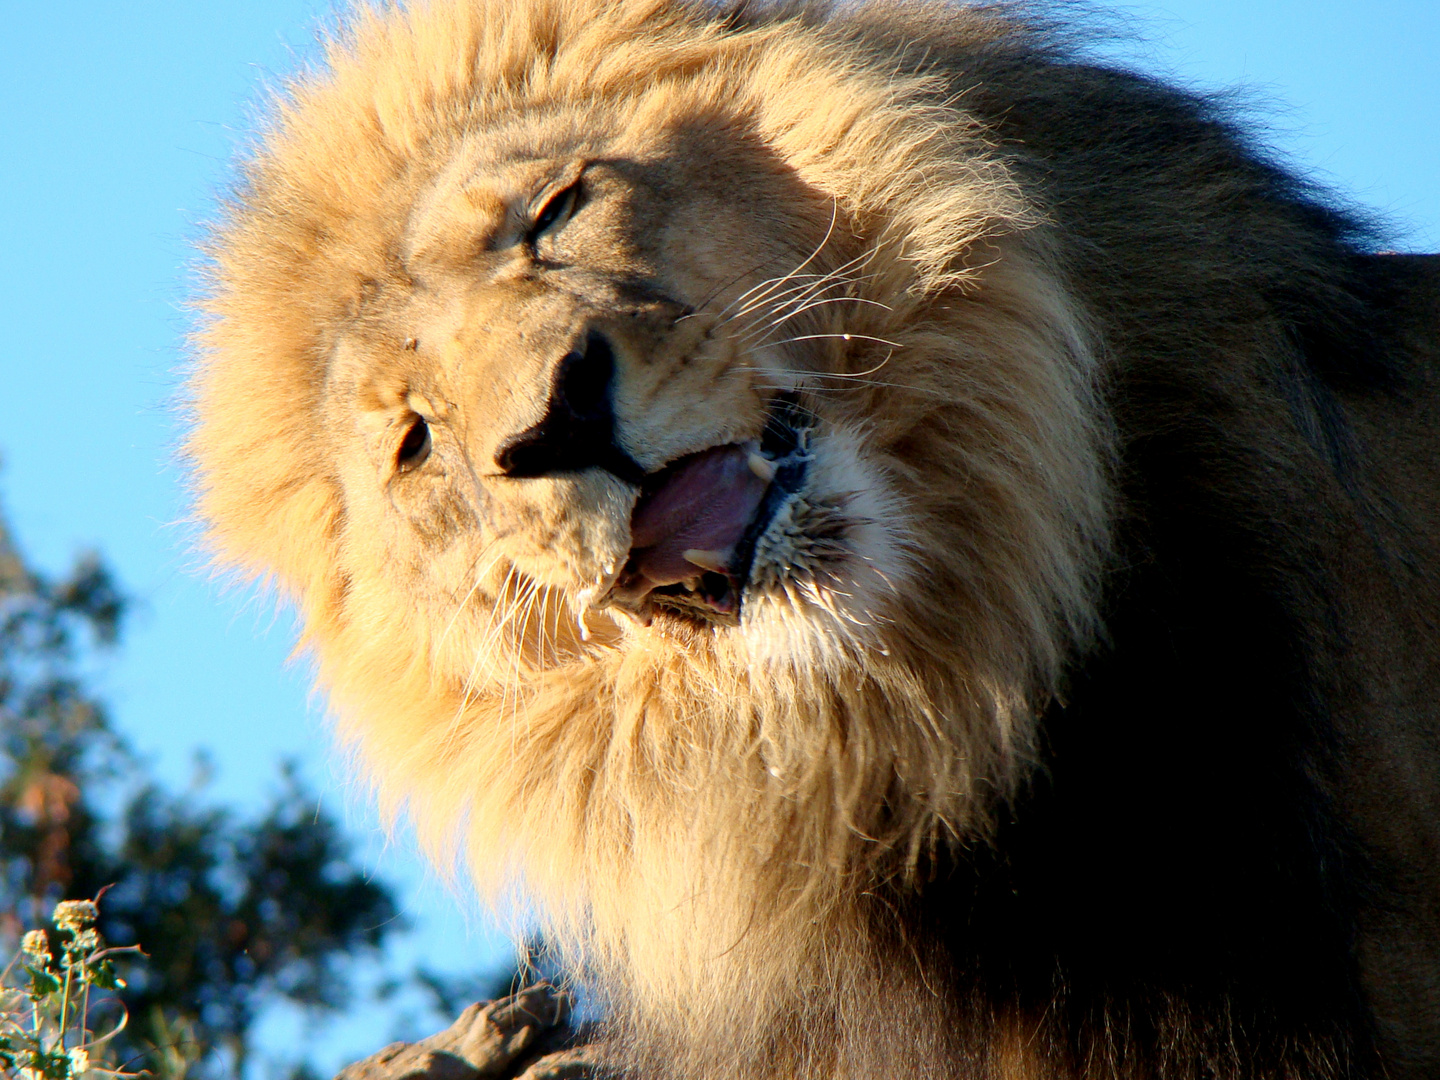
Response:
[189,0,1109,1047]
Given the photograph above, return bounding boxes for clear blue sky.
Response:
[0,1,1435,1075]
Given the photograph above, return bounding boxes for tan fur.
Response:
[187,1,1439,1077]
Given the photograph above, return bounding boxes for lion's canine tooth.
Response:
[748,452,776,482]
[682,549,729,573]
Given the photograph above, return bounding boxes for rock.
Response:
[333,985,608,1080]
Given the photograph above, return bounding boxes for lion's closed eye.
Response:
[529,181,580,244]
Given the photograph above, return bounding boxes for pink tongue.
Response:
[629,444,770,586]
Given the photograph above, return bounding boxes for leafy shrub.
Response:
[1,894,139,1079]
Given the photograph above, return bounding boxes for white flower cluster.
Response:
[51,901,98,935]
[19,931,51,963]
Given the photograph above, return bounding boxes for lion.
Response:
[186,0,1440,1077]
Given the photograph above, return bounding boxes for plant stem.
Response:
[60,957,74,1055]
[81,974,92,1049]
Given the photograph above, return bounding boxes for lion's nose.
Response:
[494,331,644,484]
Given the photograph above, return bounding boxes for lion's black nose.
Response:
[495,332,644,483]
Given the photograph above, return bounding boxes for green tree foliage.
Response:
[0,508,406,1078]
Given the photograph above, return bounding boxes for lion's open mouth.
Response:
[607,400,811,624]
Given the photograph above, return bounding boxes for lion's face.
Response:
[194,5,1114,1005]
[324,112,910,680]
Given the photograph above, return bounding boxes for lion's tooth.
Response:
[748,452,776,482]
[683,548,729,573]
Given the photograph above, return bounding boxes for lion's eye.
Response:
[396,416,432,472]
[529,182,579,242]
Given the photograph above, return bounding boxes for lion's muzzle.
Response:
[494,329,643,484]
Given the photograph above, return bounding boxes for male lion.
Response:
[187,1,1440,1077]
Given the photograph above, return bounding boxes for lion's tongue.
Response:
[628,444,770,587]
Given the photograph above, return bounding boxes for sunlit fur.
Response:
[187,1,1440,1078]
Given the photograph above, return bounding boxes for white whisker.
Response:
[766,332,904,350]
[436,534,508,654]
[735,293,892,349]
[446,563,524,744]
[708,201,844,327]
[732,274,880,339]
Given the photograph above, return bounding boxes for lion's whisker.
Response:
[728,252,885,345]
[497,587,535,755]
[707,203,846,326]
[717,270,835,322]
[447,563,525,741]
[760,351,898,380]
[749,380,939,397]
[731,274,879,337]
[734,292,892,349]
[676,256,783,324]
[472,569,532,680]
[436,535,509,654]
[734,248,881,323]
[765,332,903,350]
[718,270,849,335]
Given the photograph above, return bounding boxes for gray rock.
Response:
[333,985,608,1080]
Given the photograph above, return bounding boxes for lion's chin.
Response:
[603,400,813,626]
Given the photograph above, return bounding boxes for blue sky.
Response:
[0,0,1435,1074]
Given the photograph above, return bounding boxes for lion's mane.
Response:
[188,1,1440,1078]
